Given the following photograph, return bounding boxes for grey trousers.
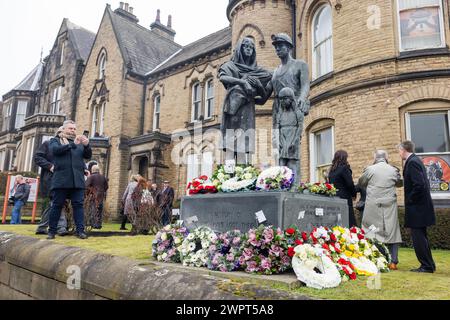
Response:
[36,201,67,233]
[388,243,400,265]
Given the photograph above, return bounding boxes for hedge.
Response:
[398,207,450,250]
[356,207,450,250]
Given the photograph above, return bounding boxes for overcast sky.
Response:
[0,0,230,99]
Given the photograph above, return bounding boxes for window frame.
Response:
[14,100,28,129]
[204,79,215,120]
[99,53,107,80]
[405,110,450,155]
[49,86,62,114]
[2,102,12,131]
[311,4,334,80]
[59,40,65,67]
[91,102,106,137]
[191,82,202,122]
[309,126,335,182]
[153,95,161,131]
[396,0,446,52]
[186,151,214,185]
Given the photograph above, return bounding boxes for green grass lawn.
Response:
[1,223,449,300]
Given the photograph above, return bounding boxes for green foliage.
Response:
[398,207,450,250]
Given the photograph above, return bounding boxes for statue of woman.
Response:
[218,37,272,164]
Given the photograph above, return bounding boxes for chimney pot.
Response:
[124,3,129,11]
[119,2,124,9]
[167,15,172,28]
[129,7,133,14]
[156,9,161,23]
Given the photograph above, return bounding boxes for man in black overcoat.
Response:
[47,120,92,240]
[398,141,436,273]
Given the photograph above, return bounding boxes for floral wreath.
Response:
[207,230,244,272]
[179,226,218,268]
[292,244,342,290]
[152,223,189,263]
[256,166,295,191]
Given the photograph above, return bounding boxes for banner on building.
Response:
[421,155,450,192]
[8,176,39,202]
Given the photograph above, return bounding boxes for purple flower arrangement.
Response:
[238,225,292,275]
[207,230,244,272]
[256,166,295,191]
[152,223,190,263]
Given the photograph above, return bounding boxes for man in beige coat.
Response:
[358,150,403,270]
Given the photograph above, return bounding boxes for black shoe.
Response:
[57,231,69,237]
[120,227,128,231]
[36,230,48,235]
[410,267,434,273]
[47,234,56,240]
[76,233,88,240]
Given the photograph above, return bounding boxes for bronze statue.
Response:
[219,37,272,165]
[258,33,311,185]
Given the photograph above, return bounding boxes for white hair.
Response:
[374,150,388,160]
[63,120,76,128]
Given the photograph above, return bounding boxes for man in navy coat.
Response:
[398,141,436,273]
[47,120,92,240]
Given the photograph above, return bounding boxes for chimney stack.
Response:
[115,2,139,23]
[150,10,176,41]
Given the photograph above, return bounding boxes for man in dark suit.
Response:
[158,180,175,226]
[47,120,92,240]
[398,141,436,273]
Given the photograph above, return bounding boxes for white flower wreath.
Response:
[179,227,218,268]
[292,244,342,290]
[349,256,379,276]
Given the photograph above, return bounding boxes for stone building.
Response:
[3,0,450,216]
[0,18,95,173]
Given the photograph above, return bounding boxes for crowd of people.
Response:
[25,119,174,239]
[327,141,436,274]
[120,176,175,235]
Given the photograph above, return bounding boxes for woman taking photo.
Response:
[328,150,357,227]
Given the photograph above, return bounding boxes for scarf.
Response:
[58,132,76,145]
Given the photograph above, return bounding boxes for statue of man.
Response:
[258,33,311,184]
[275,87,304,182]
[218,37,272,165]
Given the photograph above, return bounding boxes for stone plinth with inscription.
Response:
[180,192,349,233]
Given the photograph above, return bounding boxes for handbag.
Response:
[8,196,15,206]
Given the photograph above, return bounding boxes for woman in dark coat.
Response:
[328,150,357,227]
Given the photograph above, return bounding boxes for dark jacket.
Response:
[34,140,54,197]
[403,154,436,228]
[49,137,92,190]
[14,183,31,203]
[328,165,357,206]
[157,187,175,209]
[85,173,109,202]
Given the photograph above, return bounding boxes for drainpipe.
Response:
[140,80,148,135]
[291,0,297,58]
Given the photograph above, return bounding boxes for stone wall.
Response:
[0,232,306,300]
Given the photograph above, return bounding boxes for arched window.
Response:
[312,4,333,80]
[153,95,161,131]
[98,53,107,80]
[192,82,202,122]
[205,79,215,119]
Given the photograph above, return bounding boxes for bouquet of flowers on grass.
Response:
[256,166,294,191]
[239,225,291,275]
[298,182,337,197]
[186,175,218,195]
[152,222,189,263]
[179,226,218,268]
[212,165,260,192]
[207,230,244,272]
